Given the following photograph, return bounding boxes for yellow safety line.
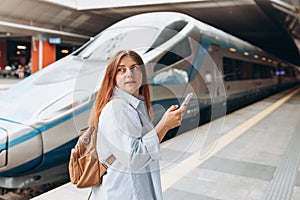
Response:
[162,87,300,192]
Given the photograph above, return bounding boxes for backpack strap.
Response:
[81,126,116,168]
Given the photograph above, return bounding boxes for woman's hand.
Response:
[155,105,186,142]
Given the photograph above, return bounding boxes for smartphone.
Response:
[180,93,193,110]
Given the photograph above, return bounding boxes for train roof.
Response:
[107,12,275,60]
[108,12,191,30]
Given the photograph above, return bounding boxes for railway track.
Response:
[0,180,68,200]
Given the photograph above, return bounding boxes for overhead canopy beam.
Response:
[0,20,90,39]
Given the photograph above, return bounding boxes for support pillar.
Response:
[0,41,7,69]
[31,36,56,73]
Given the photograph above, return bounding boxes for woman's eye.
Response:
[117,68,125,73]
[132,65,139,70]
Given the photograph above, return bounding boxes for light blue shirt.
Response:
[91,87,162,200]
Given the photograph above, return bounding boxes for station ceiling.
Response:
[0,0,299,65]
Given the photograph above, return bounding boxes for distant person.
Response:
[16,64,24,79]
[4,66,11,71]
[24,65,31,77]
[11,63,17,71]
[88,50,186,199]
[3,65,12,78]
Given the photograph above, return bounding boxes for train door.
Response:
[207,43,223,98]
[204,43,226,119]
[277,64,283,86]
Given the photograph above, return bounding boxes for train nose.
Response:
[0,119,42,176]
[0,128,7,168]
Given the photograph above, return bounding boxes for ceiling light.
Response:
[17,45,27,50]
[61,49,69,54]
[229,48,236,52]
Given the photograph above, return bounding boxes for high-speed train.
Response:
[0,12,299,189]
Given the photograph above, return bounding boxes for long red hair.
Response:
[89,50,153,129]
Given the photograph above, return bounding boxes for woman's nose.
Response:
[125,69,134,77]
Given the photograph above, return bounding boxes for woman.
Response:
[89,50,185,199]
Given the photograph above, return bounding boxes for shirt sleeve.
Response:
[98,99,160,171]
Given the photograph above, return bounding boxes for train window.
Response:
[223,57,275,81]
[292,68,297,77]
[148,21,188,51]
[241,62,252,80]
[253,64,274,79]
[150,37,191,85]
[285,67,296,77]
[154,37,192,72]
[223,57,238,81]
[252,64,261,79]
[76,27,159,61]
[151,68,188,85]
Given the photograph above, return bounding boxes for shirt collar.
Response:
[113,86,143,109]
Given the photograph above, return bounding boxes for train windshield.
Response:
[76,27,159,61]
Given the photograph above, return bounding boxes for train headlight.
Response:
[0,128,7,168]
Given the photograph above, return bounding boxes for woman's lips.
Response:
[125,81,136,84]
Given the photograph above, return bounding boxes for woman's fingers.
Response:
[161,104,186,130]
[167,105,179,112]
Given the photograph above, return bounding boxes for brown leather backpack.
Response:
[69,126,115,188]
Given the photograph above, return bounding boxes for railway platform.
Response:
[29,85,300,200]
[0,78,20,93]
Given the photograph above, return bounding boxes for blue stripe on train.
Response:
[0,102,92,176]
[0,137,78,176]
[0,102,93,149]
